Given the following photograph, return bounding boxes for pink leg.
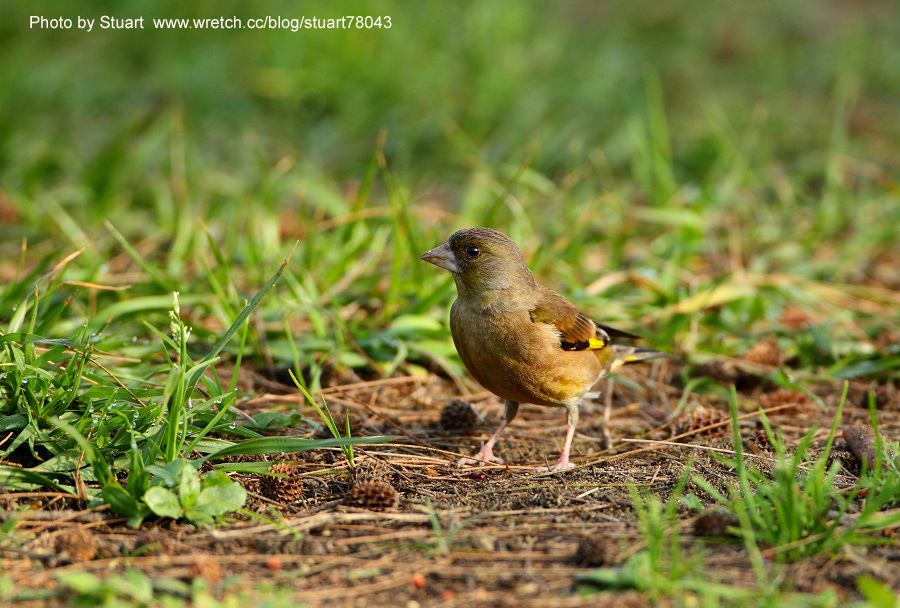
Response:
[457,419,508,466]
[539,423,577,472]
[536,400,580,473]
[458,400,518,467]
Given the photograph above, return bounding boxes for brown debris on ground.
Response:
[778,306,817,331]
[743,337,785,367]
[1,365,899,607]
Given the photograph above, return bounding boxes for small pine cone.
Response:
[343,480,398,511]
[259,463,305,503]
[54,526,97,561]
[351,458,393,484]
[676,405,730,438]
[575,534,611,567]
[778,306,815,330]
[439,399,479,431]
[748,427,773,452]
[694,508,739,538]
[743,338,784,367]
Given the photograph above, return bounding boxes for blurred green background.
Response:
[1,0,899,378]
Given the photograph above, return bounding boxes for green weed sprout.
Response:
[290,370,355,469]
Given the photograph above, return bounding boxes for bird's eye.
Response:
[465,245,481,258]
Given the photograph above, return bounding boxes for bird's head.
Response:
[420,227,534,299]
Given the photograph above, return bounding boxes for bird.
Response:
[420,227,671,472]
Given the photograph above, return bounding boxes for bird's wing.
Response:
[529,289,609,352]
[594,322,643,341]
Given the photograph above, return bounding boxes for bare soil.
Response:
[2,361,899,607]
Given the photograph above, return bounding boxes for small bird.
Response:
[421,227,670,472]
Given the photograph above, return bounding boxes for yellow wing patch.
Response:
[588,336,607,350]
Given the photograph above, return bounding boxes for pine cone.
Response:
[259,463,305,503]
[439,399,479,431]
[574,534,611,567]
[748,427,774,452]
[54,526,97,561]
[676,405,730,438]
[343,480,398,510]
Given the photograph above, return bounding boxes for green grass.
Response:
[1,0,899,605]
[292,370,357,468]
[578,405,900,606]
[698,388,900,563]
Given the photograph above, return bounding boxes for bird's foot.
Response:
[535,457,576,473]
[457,446,503,467]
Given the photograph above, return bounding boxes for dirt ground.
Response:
[2,360,899,607]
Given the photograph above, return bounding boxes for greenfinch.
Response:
[421,227,670,471]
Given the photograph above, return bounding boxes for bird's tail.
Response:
[610,346,676,372]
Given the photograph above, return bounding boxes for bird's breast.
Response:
[450,300,606,406]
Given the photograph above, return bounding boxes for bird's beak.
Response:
[420,242,458,273]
